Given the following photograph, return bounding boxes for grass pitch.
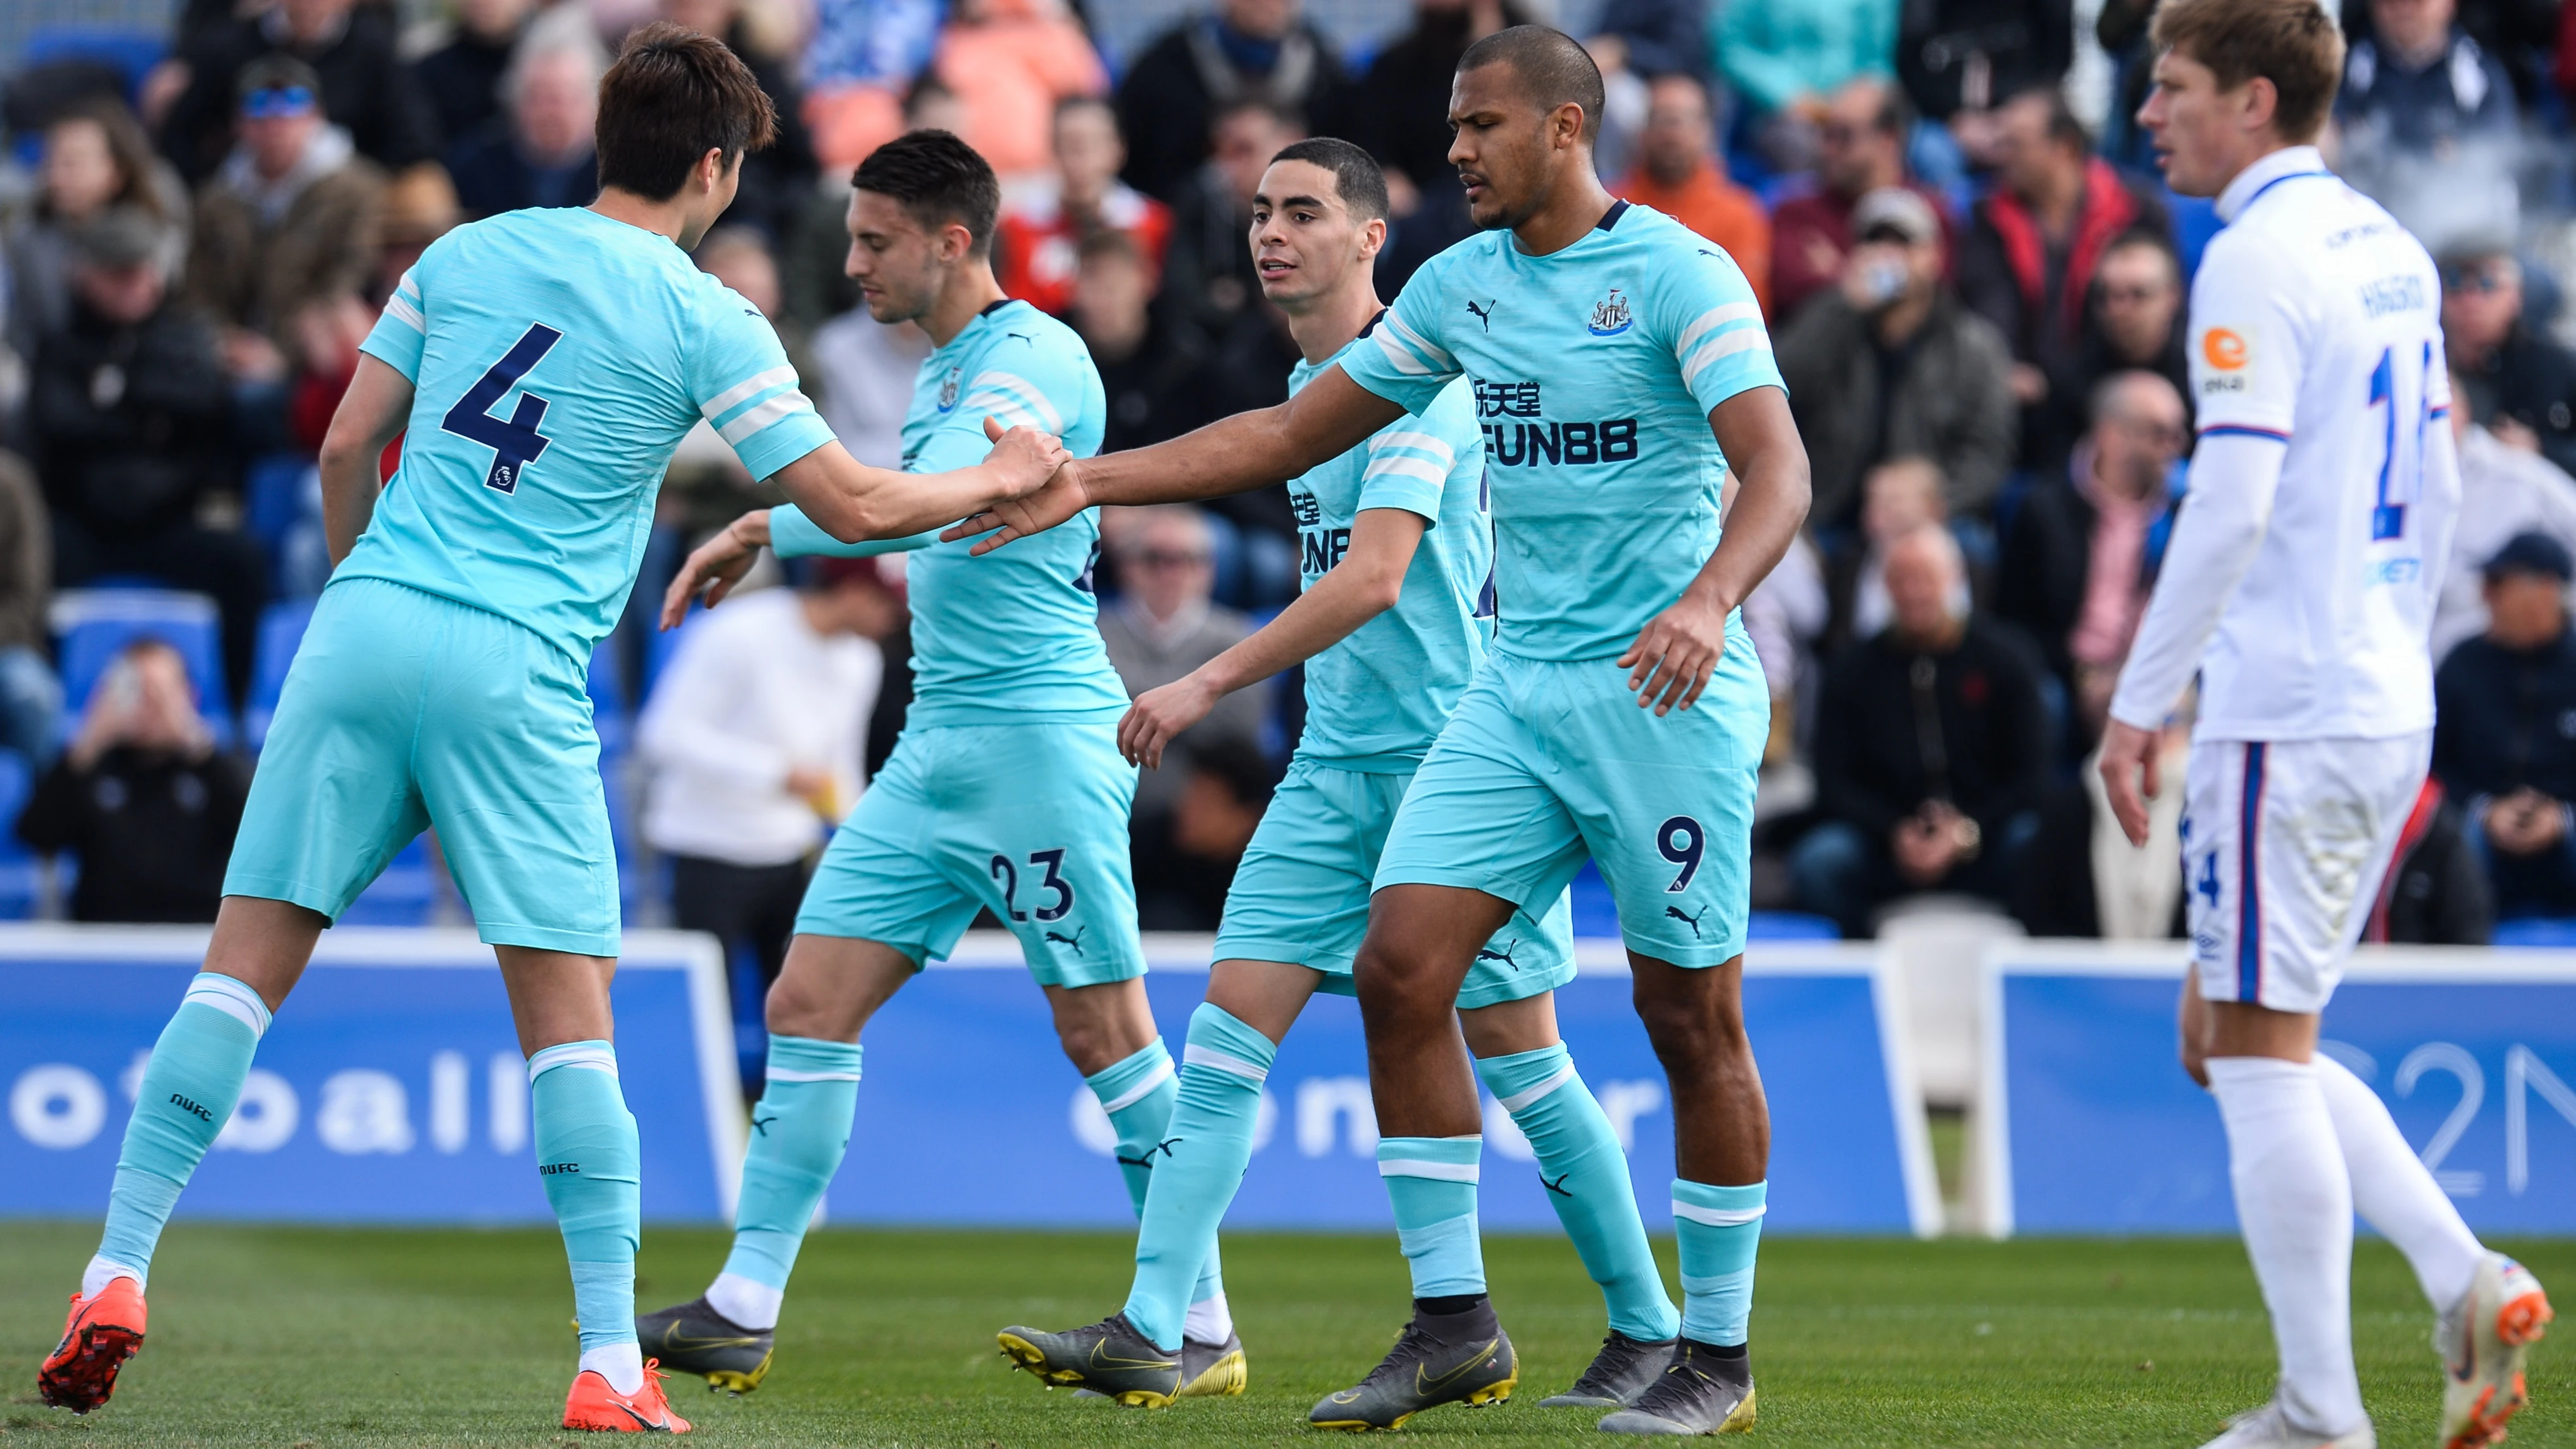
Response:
[1,1222,2569,1447]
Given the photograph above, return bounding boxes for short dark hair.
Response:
[1459,25,1606,141]
[1268,136,1388,223]
[851,129,1001,258]
[596,22,778,201]
[1076,228,1145,269]
[1213,97,1305,138]
[2013,84,2091,152]
[2151,0,2344,144]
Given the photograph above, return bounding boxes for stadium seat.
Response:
[244,600,316,749]
[18,26,166,101]
[52,588,233,741]
[0,749,42,919]
[2495,917,2576,948]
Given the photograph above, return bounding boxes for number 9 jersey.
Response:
[2139,145,2460,743]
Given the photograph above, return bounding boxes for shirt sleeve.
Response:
[360,264,429,382]
[1652,240,1783,418]
[2185,235,2306,440]
[1336,262,1465,416]
[688,282,837,481]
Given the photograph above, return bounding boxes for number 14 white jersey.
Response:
[2172,145,2459,741]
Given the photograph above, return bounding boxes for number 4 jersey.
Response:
[2118,144,2460,742]
[351,207,835,662]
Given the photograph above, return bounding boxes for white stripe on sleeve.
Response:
[966,371,1063,433]
[716,389,816,444]
[701,365,799,422]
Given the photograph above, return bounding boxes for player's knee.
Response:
[763,974,839,1040]
[1636,992,1748,1068]
[1352,942,1447,1029]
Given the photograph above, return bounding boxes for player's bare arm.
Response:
[1121,506,1429,768]
[1620,384,1810,715]
[944,368,1403,554]
[316,354,416,566]
[778,416,1065,546]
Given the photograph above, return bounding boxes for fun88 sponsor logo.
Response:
[1473,379,1637,467]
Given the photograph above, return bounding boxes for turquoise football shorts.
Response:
[225,577,622,955]
[1375,634,1768,967]
[793,718,1146,987]
[1214,756,1577,1010]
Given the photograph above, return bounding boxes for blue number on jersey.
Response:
[2365,340,2437,542]
[441,323,563,494]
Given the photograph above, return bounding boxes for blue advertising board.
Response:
[1983,944,2576,1235]
[832,937,1940,1236]
[0,927,741,1224]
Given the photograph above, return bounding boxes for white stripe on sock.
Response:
[1378,1159,1482,1183]
[1096,1057,1175,1114]
[1182,1043,1270,1083]
[527,1043,619,1081]
[763,1066,862,1083]
[1496,1062,1577,1113]
[1670,1200,1766,1228]
[184,974,271,1038]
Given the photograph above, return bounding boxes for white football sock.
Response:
[80,1255,144,1298]
[2206,1055,2366,1438]
[1184,1290,1233,1345]
[580,1341,644,1395]
[2315,1054,2484,1310]
[705,1270,783,1332]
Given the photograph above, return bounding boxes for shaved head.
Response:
[1458,24,1605,142]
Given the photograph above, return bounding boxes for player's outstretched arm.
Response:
[1620,385,1812,716]
[317,354,416,566]
[2099,431,2288,843]
[941,368,1405,555]
[772,419,1065,545]
[1120,507,1429,768]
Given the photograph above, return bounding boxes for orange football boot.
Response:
[37,1276,146,1414]
[563,1358,692,1433]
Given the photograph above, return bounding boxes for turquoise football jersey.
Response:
[351,206,834,663]
[1336,201,1783,662]
[1286,327,1491,769]
[768,298,1127,724]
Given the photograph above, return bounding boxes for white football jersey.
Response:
[2145,146,2459,741]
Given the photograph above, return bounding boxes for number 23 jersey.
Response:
[2178,147,2458,740]
[351,206,834,664]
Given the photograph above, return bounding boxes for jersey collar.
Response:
[2215,144,2329,225]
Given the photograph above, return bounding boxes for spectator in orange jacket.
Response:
[997,97,1172,316]
[934,0,1108,182]
[1612,74,1771,316]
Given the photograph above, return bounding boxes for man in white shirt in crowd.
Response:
[641,559,897,1012]
[2101,3,2549,1446]
[2432,379,2576,660]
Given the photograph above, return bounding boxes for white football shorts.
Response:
[2181,731,2432,1014]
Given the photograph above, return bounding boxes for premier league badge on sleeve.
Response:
[1587,288,1633,337]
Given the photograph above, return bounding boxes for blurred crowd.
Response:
[3,0,2576,957]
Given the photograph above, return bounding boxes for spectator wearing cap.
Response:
[2337,0,2520,252]
[30,209,269,707]
[4,99,190,363]
[1770,77,1953,323]
[1776,185,2017,529]
[442,28,606,220]
[2441,244,2576,480]
[1612,73,1771,317]
[2434,375,2576,659]
[1957,87,2166,468]
[159,0,437,183]
[18,638,251,924]
[641,566,896,1026]
[184,55,387,371]
[2433,532,2576,917]
[1796,525,2051,936]
[1114,0,1350,204]
[410,0,537,150]
[997,97,1173,318]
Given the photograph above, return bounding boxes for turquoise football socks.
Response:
[528,1042,642,1384]
[1122,1004,1272,1351]
[716,1036,863,1319]
[1088,1038,1227,1333]
[91,974,270,1291]
[1377,1135,1486,1298]
[1672,1178,1765,1346]
[1477,1044,1680,1341]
